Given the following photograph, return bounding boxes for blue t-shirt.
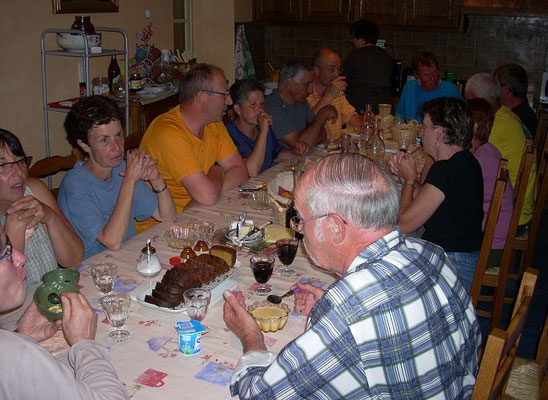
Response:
[225,120,283,173]
[58,161,159,259]
[265,90,315,143]
[395,80,462,122]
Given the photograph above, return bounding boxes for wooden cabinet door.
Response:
[253,0,302,22]
[302,0,351,23]
[406,0,459,28]
[354,0,402,26]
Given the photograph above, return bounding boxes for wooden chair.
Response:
[534,111,547,167]
[514,138,533,198]
[471,268,539,400]
[28,154,78,198]
[479,145,535,330]
[470,160,510,308]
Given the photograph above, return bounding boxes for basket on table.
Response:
[267,171,293,226]
[391,121,423,149]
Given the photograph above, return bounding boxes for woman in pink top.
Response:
[468,98,514,268]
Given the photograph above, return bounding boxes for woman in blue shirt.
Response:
[225,80,305,177]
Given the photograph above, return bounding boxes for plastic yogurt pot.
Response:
[175,320,205,356]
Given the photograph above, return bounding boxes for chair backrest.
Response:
[28,154,78,198]
[124,131,144,152]
[471,268,539,400]
[514,138,533,197]
[470,160,509,307]
[490,145,535,329]
[535,112,547,166]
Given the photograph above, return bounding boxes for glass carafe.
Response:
[366,120,385,168]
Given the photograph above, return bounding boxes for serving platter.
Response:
[226,229,265,245]
[132,260,241,313]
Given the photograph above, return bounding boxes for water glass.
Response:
[184,288,211,332]
[248,190,270,210]
[91,263,117,294]
[100,294,131,343]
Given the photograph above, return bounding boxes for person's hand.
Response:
[16,302,61,342]
[257,112,273,135]
[292,282,325,317]
[389,151,417,182]
[326,76,347,100]
[60,292,98,346]
[6,196,54,230]
[121,150,152,183]
[223,290,266,352]
[292,140,309,155]
[318,105,338,124]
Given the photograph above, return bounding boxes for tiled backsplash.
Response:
[245,15,548,107]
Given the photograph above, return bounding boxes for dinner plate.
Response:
[132,260,241,313]
[226,228,265,244]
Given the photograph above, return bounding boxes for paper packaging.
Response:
[175,320,205,356]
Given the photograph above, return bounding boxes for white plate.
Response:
[226,229,265,244]
[132,260,241,313]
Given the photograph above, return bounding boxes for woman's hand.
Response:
[257,112,273,135]
[122,150,154,183]
[6,196,54,230]
[389,151,417,183]
[16,302,61,342]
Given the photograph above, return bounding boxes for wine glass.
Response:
[100,294,131,343]
[91,263,117,295]
[183,288,211,333]
[250,255,275,294]
[276,238,299,276]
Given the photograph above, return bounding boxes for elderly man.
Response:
[495,63,538,137]
[465,72,536,232]
[308,49,362,143]
[139,64,248,230]
[266,60,337,149]
[396,51,461,122]
[224,154,481,399]
[0,227,128,398]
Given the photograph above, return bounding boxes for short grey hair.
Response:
[465,73,501,102]
[279,60,312,87]
[178,63,225,104]
[302,154,400,231]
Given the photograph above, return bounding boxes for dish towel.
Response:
[235,24,256,80]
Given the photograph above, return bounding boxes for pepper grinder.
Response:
[137,239,162,277]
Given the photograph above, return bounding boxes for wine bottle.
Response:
[108,55,121,92]
[285,170,303,240]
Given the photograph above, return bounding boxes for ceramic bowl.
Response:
[34,281,80,321]
[41,268,80,287]
[248,301,290,333]
[56,33,102,52]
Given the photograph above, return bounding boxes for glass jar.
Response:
[91,77,109,96]
[129,73,143,91]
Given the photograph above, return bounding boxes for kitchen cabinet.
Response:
[253,0,302,22]
[354,0,402,26]
[302,0,351,23]
[462,0,548,16]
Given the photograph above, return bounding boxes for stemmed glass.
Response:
[100,294,132,343]
[183,288,211,333]
[250,255,275,294]
[276,238,299,276]
[91,263,117,295]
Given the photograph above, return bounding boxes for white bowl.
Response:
[57,33,102,52]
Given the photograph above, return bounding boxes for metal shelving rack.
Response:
[40,27,129,187]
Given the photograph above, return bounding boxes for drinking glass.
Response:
[183,288,211,332]
[276,238,299,276]
[250,255,275,294]
[91,263,117,295]
[100,294,131,343]
[248,190,270,210]
[341,134,352,154]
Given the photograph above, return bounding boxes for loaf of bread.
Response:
[210,245,236,268]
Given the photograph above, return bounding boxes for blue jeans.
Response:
[446,251,480,294]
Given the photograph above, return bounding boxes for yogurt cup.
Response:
[175,320,205,356]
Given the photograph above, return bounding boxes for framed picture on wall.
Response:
[52,0,119,14]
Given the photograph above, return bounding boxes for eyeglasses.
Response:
[0,156,32,174]
[0,235,12,264]
[203,89,230,98]
[290,212,347,233]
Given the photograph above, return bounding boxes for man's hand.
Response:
[326,76,348,101]
[292,140,309,155]
[16,302,61,342]
[292,282,325,317]
[60,292,98,346]
[6,196,54,230]
[223,290,266,352]
[317,105,338,124]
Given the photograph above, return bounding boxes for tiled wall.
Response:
[244,15,548,107]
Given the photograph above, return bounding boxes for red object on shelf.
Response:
[48,97,80,110]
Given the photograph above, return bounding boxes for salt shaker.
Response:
[137,239,162,277]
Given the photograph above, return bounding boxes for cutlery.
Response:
[266,289,295,304]
[242,221,272,240]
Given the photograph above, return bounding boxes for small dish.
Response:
[248,301,290,332]
[41,268,80,286]
[226,228,265,245]
[34,281,80,321]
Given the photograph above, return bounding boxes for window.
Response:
[173,0,193,56]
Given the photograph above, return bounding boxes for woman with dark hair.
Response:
[0,128,83,286]
[389,97,484,292]
[58,96,176,259]
[225,79,305,177]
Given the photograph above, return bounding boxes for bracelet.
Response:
[403,180,415,189]
[152,182,168,194]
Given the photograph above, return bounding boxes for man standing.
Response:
[224,154,481,399]
[465,72,536,232]
[139,64,248,230]
[396,52,461,122]
[308,49,362,143]
[266,60,337,150]
[495,63,538,137]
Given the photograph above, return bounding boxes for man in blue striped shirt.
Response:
[223,153,481,399]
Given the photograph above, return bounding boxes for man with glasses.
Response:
[308,49,361,144]
[0,227,128,399]
[139,64,248,229]
[266,60,338,150]
[396,52,462,122]
[223,154,481,398]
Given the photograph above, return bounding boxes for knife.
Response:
[242,221,272,240]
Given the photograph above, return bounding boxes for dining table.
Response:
[41,137,418,399]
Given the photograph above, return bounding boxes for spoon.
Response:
[48,292,61,305]
[267,289,294,304]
